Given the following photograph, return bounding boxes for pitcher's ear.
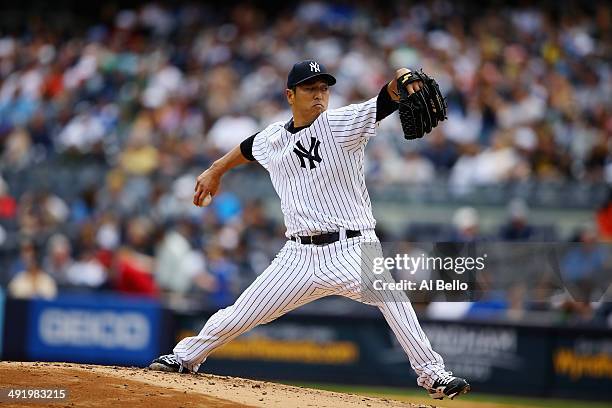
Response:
[286,88,295,104]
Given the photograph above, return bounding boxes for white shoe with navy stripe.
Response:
[148,354,190,373]
[427,372,471,400]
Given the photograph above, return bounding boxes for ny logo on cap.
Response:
[309,61,320,73]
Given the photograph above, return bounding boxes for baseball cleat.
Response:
[427,373,471,400]
[148,354,189,373]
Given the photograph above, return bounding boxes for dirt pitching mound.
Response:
[0,362,435,408]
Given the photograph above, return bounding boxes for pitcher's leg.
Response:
[376,295,446,388]
[363,248,471,398]
[319,236,446,388]
[174,244,319,372]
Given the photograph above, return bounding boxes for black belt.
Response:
[290,230,361,245]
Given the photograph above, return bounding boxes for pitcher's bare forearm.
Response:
[212,144,251,174]
[193,144,251,207]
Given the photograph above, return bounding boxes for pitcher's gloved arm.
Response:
[377,68,423,122]
[376,83,398,122]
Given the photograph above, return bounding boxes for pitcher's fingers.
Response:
[194,177,203,192]
[193,186,206,206]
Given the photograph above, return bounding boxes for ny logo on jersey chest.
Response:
[293,137,322,169]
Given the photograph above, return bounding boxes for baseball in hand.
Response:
[202,192,213,206]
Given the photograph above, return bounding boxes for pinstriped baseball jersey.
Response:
[252,97,379,237]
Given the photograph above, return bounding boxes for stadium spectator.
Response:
[531,130,572,180]
[561,226,607,302]
[63,253,108,289]
[420,130,458,174]
[2,128,33,171]
[596,190,612,241]
[200,241,240,308]
[388,150,436,185]
[499,199,534,241]
[43,234,75,285]
[114,217,159,297]
[8,244,57,299]
[0,176,16,219]
[118,113,160,177]
[207,110,258,154]
[9,239,36,278]
[449,207,482,242]
[449,143,481,195]
[154,220,197,293]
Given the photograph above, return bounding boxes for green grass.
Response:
[282,382,611,408]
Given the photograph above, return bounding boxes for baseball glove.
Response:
[397,70,447,140]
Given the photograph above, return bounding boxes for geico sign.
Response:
[39,309,150,350]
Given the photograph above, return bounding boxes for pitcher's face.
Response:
[287,78,330,121]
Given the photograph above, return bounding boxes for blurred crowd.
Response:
[0,1,610,322]
[4,196,285,309]
[0,1,610,184]
[407,205,611,325]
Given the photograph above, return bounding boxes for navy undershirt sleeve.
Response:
[240,133,258,161]
[376,83,398,122]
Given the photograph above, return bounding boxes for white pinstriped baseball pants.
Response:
[173,229,446,388]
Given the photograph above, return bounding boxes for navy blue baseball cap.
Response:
[287,60,337,89]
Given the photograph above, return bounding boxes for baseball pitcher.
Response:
[150,60,470,400]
